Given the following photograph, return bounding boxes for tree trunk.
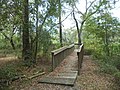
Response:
[1,32,15,50]
[59,0,63,47]
[22,0,32,65]
[10,37,15,50]
[105,28,109,56]
[33,0,39,63]
[73,11,81,45]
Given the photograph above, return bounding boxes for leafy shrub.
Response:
[111,56,120,70]
[94,53,120,88]
[84,49,93,55]
[114,72,120,85]
[0,64,19,90]
[99,63,119,75]
[0,64,18,80]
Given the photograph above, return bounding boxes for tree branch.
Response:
[48,11,73,31]
[85,0,88,13]
[73,10,79,32]
[73,9,81,44]
[1,32,10,40]
[86,0,96,12]
[85,0,104,21]
[74,3,84,16]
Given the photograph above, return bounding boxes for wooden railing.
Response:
[51,44,75,71]
[77,44,84,75]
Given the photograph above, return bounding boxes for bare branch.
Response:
[73,2,84,15]
[73,10,79,31]
[85,0,88,13]
[48,11,73,31]
[11,25,17,36]
[62,11,73,23]
[62,6,73,11]
[86,0,96,12]
[73,9,82,44]
[85,0,104,21]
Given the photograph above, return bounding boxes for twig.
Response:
[48,11,73,31]
[28,72,45,79]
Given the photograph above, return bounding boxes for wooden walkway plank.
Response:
[38,71,78,86]
[38,50,78,86]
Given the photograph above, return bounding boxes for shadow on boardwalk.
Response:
[12,55,119,90]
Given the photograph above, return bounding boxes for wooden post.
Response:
[77,44,84,75]
[51,52,54,71]
[77,52,80,75]
[80,51,82,69]
[81,45,84,68]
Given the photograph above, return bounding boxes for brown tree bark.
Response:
[22,0,32,65]
[73,10,81,45]
[59,0,63,47]
[10,37,15,50]
[33,0,39,63]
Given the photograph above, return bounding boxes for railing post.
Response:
[81,45,84,68]
[77,52,80,75]
[77,44,84,75]
[51,52,54,71]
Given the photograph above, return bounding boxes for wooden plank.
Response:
[38,77,75,86]
[51,44,74,55]
[57,71,78,76]
[38,71,77,86]
[51,46,67,55]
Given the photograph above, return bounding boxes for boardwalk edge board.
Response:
[38,71,78,86]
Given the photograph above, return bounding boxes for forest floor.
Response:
[0,56,17,66]
[0,54,120,90]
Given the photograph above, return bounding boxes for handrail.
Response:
[77,44,84,75]
[77,44,83,52]
[51,44,75,71]
[51,46,67,55]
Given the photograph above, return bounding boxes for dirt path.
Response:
[76,56,118,90]
[0,56,17,66]
[11,55,118,90]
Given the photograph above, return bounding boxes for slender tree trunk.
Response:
[105,28,109,56]
[59,0,63,47]
[34,0,39,63]
[73,11,81,45]
[22,0,32,65]
[10,37,15,50]
[1,32,15,50]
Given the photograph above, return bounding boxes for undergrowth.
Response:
[0,55,51,90]
[93,53,120,86]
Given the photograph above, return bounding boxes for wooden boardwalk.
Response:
[38,50,78,86]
